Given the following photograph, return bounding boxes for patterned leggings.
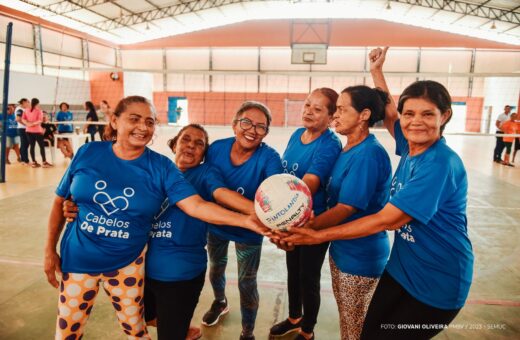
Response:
[207,232,262,336]
[55,251,150,340]
[330,257,379,340]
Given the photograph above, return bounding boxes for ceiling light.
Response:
[386,2,391,10]
[145,22,150,30]
[490,20,496,29]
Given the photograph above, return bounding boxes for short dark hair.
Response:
[397,80,452,134]
[18,98,28,105]
[59,102,70,110]
[341,85,389,127]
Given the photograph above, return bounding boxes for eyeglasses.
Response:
[234,118,269,135]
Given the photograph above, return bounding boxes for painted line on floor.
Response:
[468,205,520,210]
[0,258,42,266]
[466,299,520,307]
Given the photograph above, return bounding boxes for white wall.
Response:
[123,72,154,101]
[0,70,90,105]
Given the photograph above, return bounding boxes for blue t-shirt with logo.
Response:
[56,141,197,273]
[1,113,18,137]
[328,134,391,277]
[56,111,74,133]
[386,121,473,310]
[146,163,226,281]
[282,128,341,215]
[206,137,283,244]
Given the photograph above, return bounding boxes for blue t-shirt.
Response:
[282,128,341,215]
[56,111,73,133]
[206,137,283,244]
[56,142,197,273]
[386,121,474,310]
[146,163,226,281]
[328,134,391,277]
[1,113,18,137]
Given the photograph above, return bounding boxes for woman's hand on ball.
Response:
[282,227,323,245]
[245,213,272,236]
[269,237,295,251]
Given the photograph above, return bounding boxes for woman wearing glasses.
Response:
[201,101,283,340]
[269,88,341,340]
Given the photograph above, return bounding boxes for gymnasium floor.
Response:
[0,126,518,340]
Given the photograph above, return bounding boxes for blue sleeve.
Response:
[307,137,341,185]
[390,161,451,225]
[164,160,198,205]
[394,120,408,156]
[338,157,380,211]
[264,148,284,177]
[205,165,227,197]
[55,143,89,198]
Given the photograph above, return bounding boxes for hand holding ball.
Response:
[254,174,313,231]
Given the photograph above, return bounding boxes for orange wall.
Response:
[154,91,308,125]
[456,96,484,133]
[153,91,484,131]
[89,72,124,110]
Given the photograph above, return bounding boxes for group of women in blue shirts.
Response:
[46,47,473,340]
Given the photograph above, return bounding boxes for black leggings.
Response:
[18,128,29,163]
[144,270,205,340]
[286,242,329,334]
[361,271,461,340]
[26,132,46,163]
[493,131,505,161]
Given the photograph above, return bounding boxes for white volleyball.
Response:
[254,174,313,231]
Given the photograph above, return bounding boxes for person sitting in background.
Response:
[55,102,74,158]
[83,101,98,142]
[2,104,21,164]
[42,112,57,148]
[500,112,518,167]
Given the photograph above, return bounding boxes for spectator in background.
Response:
[42,111,57,148]
[83,101,98,142]
[500,112,518,167]
[22,98,52,168]
[98,100,111,140]
[15,98,30,165]
[2,104,21,164]
[55,102,74,158]
[493,105,512,163]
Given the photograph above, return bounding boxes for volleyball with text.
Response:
[254,174,313,231]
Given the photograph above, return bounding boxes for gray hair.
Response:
[233,101,272,127]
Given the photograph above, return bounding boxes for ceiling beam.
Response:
[392,0,520,25]
[92,0,267,31]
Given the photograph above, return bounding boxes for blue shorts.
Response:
[6,136,20,148]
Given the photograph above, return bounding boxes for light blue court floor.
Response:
[0,126,519,339]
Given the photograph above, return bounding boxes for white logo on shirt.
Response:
[237,187,245,195]
[154,198,170,220]
[390,177,415,243]
[282,160,299,175]
[93,180,135,216]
